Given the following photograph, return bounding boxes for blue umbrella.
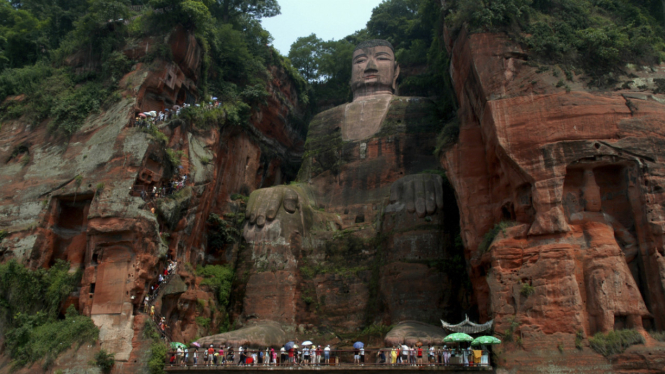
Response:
[353,341,364,349]
[284,341,295,351]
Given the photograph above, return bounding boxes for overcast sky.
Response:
[262,0,385,56]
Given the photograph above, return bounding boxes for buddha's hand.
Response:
[245,186,300,227]
[389,174,445,218]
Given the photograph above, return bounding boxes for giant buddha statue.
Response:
[236,40,461,331]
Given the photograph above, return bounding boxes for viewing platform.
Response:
[165,365,493,374]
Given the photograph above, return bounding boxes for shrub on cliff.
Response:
[589,329,645,356]
[478,221,517,253]
[6,305,98,369]
[0,261,99,369]
[197,264,234,306]
[91,349,115,374]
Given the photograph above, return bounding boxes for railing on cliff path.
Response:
[143,264,178,343]
[162,348,493,371]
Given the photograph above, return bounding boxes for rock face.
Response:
[441,27,665,371]
[0,25,306,373]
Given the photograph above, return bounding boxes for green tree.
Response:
[209,0,280,23]
[288,33,323,82]
[8,0,89,53]
[0,2,48,69]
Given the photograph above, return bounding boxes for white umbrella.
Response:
[302,341,313,346]
[147,111,157,117]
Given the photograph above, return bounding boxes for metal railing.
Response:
[164,348,491,369]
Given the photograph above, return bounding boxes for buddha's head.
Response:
[350,39,400,101]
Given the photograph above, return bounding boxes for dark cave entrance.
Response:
[48,194,94,268]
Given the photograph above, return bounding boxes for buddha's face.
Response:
[350,45,399,100]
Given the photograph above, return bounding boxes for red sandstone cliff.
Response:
[441,27,665,372]
[0,26,306,373]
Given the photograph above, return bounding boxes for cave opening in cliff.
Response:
[47,194,94,268]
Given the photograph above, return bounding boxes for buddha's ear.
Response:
[392,64,401,92]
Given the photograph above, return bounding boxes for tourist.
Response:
[258,348,263,365]
[208,345,215,366]
[310,345,316,365]
[390,346,397,365]
[304,346,311,366]
[184,348,190,366]
[353,345,360,365]
[410,345,416,366]
[288,346,294,365]
[280,346,286,365]
[379,350,386,364]
[417,345,423,366]
[158,273,164,284]
[251,349,257,366]
[170,352,176,366]
[316,345,323,365]
[271,347,277,366]
[176,346,183,365]
[193,348,198,366]
[218,346,225,365]
[402,345,408,365]
[143,296,149,313]
[324,345,331,365]
[429,344,435,365]
[150,305,155,318]
[238,348,246,366]
[360,345,365,366]
[227,346,234,364]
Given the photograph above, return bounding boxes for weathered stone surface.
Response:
[442,27,665,372]
[0,25,308,373]
[196,321,288,348]
[384,321,447,346]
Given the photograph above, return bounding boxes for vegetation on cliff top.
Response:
[0,260,98,369]
[0,0,311,137]
[444,0,665,79]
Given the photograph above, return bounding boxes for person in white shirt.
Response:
[429,345,435,366]
[324,345,331,365]
[360,346,365,366]
[303,346,309,365]
[176,347,183,365]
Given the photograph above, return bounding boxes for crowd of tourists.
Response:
[138,260,179,340]
[166,343,490,367]
[131,99,222,129]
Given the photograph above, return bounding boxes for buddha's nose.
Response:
[365,59,378,72]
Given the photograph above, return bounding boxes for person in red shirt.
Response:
[207,346,215,366]
[417,346,423,366]
[289,347,295,365]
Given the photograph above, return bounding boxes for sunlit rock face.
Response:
[238,40,469,335]
[441,27,665,372]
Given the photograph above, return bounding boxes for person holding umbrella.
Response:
[353,341,363,366]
